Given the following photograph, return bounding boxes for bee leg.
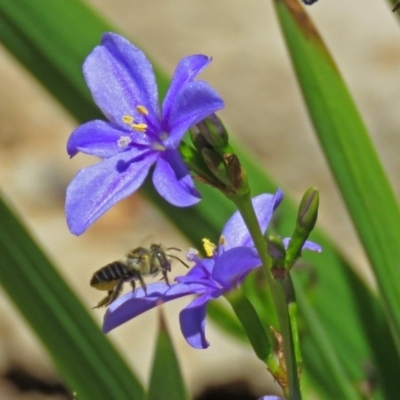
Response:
[161,268,170,287]
[93,289,115,309]
[111,279,125,302]
[93,280,124,309]
[137,274,148,295]
[129,280,136,292]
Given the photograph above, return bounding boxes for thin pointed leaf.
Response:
[273,0,400,355]
[0,193,144,400]
[226,291,274,365]
[146,312,190,400]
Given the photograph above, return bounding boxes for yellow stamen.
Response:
[219,235,226,247]
[136,105,149,115]
[122,115,147,132]
[132,123,147,132]
[122,115,134,125]
[202,238,217,257]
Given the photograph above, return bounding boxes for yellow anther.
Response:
[122,115,135,125]
[136,105,149,115]
[219,235,226,247]
[122,115,147,132]
[202,238,217,257]
[132,123,147,132]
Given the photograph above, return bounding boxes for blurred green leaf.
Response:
[0,193,144,400]
[226,290,274,365]
[207,299,247,343]
[273,0,400,397]
[0,0,399,398]
[146,312,190,400]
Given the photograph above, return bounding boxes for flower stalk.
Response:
[230,193,302,400]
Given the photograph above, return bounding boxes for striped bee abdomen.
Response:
[90,261,128,291]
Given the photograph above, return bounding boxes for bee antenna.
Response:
[169,254,190,269]
[167,247,181,252]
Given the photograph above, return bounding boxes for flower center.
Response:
[121,105,149,133]
[121,105,168,152]
[153,143,166,151]
[122,115,147,132]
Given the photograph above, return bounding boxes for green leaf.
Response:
[146,312,190,400]
[0,193,144,400]
[226,291,274,365]
[273,0,400,395]
[207,299,247,343]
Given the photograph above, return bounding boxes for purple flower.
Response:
[257,397,284,400]
[103,189,321,348]
[66,33,224,235]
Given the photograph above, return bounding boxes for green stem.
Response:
[225,290,279,372]
[230,193,301,400]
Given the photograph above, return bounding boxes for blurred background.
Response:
[0,0,399,398]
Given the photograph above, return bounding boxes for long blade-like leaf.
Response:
[0,193,144,400]
[146,312,190,400]
[273,0,400,355]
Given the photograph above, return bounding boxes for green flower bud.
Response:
[297,187,319,234]
[286,187,319,267]
[189,124,210,153]
[201,148,231,187]
[196,114,229,148]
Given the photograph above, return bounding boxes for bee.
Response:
[90,244,189,308]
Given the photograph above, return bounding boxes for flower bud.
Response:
[189,124,210,153]
[296,187,319,235]
[201,148,231,187]
[285,187,319,267]
[195,114,229,149]
[187,114,249,198]
[224,153,250,196]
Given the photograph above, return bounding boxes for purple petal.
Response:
[166,282,212,296]
[66,149,158,235]
[67,120,132,158]
[164,81,225,147]
[180,292,217,349]
[221,189,283,251]
[83,33,160,129]
[258,396,284,400]
[162,54,211,128]
[283,238,322,253]
[212,247,261,288]
[176,258,215,284]
[103,282,183,333]
[152,149,201,207]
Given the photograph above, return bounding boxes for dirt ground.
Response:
[0,0,399,398]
